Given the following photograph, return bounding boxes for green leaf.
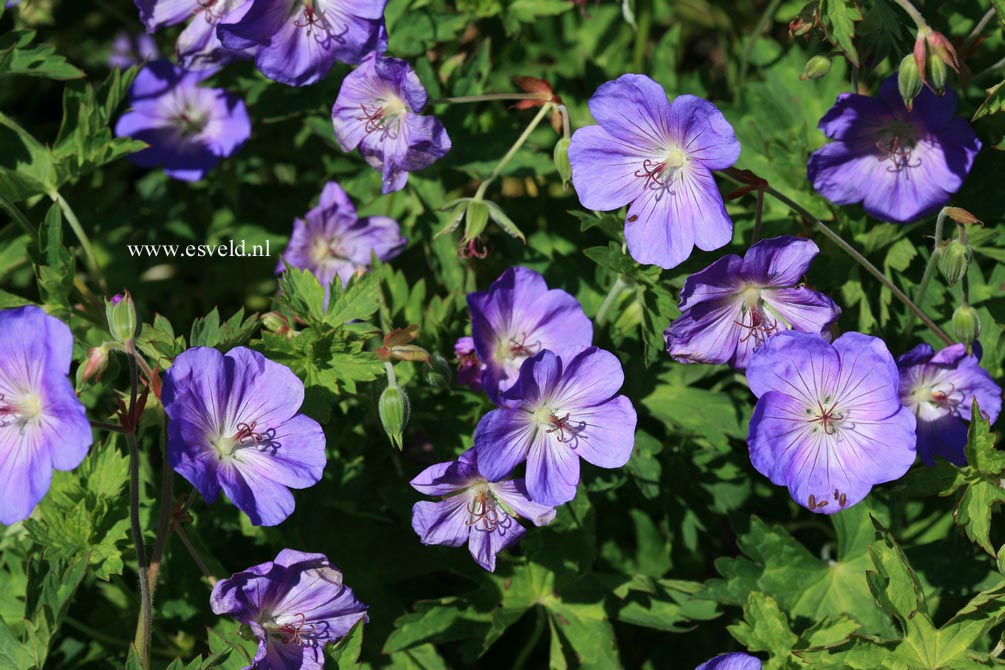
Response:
[820,0,862,66]
[323,271,383,329]
[0,29,84,80]
[612,577,719,632]
[728,592,797,666]
[642,373,743,450]
[0,620,34,670]
[973,80,1005,121]
[29,203,74,313]
[325,620,364,669]
[0,110,56,201]
[22,555,89,668]
[953,400,1005,555]
[277,268,327,326]
[190,307,261,350]
[137,313,187,369]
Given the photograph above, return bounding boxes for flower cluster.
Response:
[411,267,638,570]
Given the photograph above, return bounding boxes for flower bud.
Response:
[938,239,972,286]
[378,384,410,450]
[898,54,922,109]
[464,200,490,243]
[800,55,832,81]
[925,30,959,73]
[81,345,110,383]
[554,137,572,187]
[952,304,981,347]
[105,291,138,343]
[927,54,948,94]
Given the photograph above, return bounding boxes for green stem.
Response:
[891,0,929,31]
[126,349,152,670]
[147,422,174,599]
[0,190,37,238]
[475,103,553,200]
[90,419,124,433]
[735,0,784,104]
[631,0,652,72]
[384,360,398,388]
[53,192,106,291]
[429,93,544,105]
[910,209,946,330]
[595,276,628,327]
[512,607,547,670]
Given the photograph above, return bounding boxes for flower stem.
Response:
[0,190,37,238]
[429,93,545,105]
[910,209,947,329]
[475,103,553,200]
[175,525,218,586]
[762,185,953,345]
[147,422,174,599]
[595,275,628,327]
[90,419,125,433]
[126,350,152,670]
[384,360,398,388]
[53,192,106,292]
[891,0,929,31]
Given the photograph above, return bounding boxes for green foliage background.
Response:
[1,0,1005,668]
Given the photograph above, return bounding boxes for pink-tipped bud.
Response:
[82,345,110,383]
[925,31,960,73]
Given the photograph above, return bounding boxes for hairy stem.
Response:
[891,0,929,31]
[909,209,947,330]
[126,351,152,670]
[595,276,628,327]
[475,103,553,200]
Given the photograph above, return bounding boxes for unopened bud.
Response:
[106,291,138,343]
[81,345,110,383]
[925,30,959,73]
[938,239,972,286]
[898,54,922,109]
[801,55,832,81]
[554,137,572,187]
[943,207,981,226]
[464,200,490,243]
[378,385,410,450]
[952,304,981,346]
[928,55,948,94]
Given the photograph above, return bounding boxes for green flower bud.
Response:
[105,291,138,343]
[938,239,972,286]
[379,385,410,450]
[464,201,490,243]
[554,137,572,186]
[800,55,832,81]
[952,304,981,347]
[898,54,922,110]
[927,55,948,94]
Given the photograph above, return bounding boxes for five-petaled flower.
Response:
[568,74,741,269]
[211,548,368,670]
[115,59,251,181]
[162,346,326,526]
[278,181,405,303]
[410,449,556,571]
[217,0,388,86]
[474,347,637,506]
[897,342,1001,466]
[746,331,917,514]
[664,236,841,369]
[807,75,981,223]
[466,266,593,401]
[0,306,92,526]
[331,52,451,193]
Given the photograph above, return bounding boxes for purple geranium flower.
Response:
[162,346,326,526]
[114,60,251,181]
[467,266,593,401]
[897,343,1002,466]
[218,0,388,87]
[277,181,405,297]
[0,306,92,526]
[454,336,486,392]
[664,236,841,369]
[747,331,917,514]
[696,653,762,670]
[133,0,252,70]
[568,74,740,269]
[331,52,451,194]
[808,76,981,223]
[474,347,637,506]
[410,449,556,572]
[107,31,159,70]
[211,548,368,670]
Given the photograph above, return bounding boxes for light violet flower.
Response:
[474,347,637,506]
[807,75,981,223]
[331,52,451,194]
[410,449,556,572]
[696,653,762,670]
[0,306,92,526]
[162,346,326,526]
[218,0,388,86]
[211,548,368,670]
[467,266,593,401]
[568,74,740,269]
[664,236,841,369]
[277,181,405,300]
[114,60,251,181]
[897,343,1001,466]
[746,331,917,514]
